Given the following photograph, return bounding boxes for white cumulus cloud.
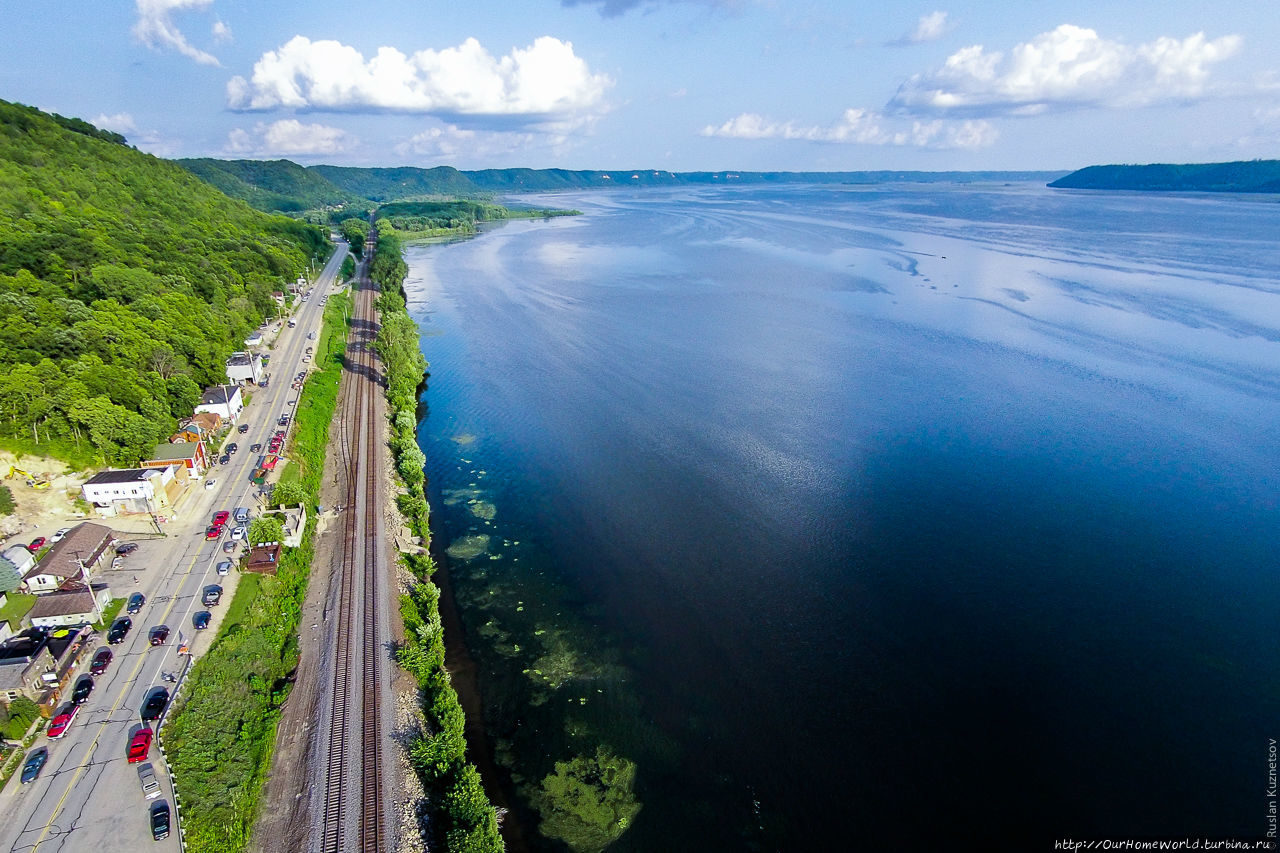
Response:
[226,119,356,157]
[92,112,137,134]
[702,108,997,150]
[212,19,232,43]
[133,0,220,65]
[892,11,952,46]
[890,24,1241,115]
[227,35,612,125]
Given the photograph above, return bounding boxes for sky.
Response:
[1,0,1277,171]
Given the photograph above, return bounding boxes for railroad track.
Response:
[319,270,386,853]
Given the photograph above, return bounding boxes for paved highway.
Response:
[0,241,350,853]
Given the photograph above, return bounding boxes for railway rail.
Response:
[319,271,386,853]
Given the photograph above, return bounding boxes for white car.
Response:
[230,526,246,541]
[205,479,216,490]
[51,528,71,543]
[215,560,232,576]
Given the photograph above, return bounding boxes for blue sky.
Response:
[2,0,1276,170]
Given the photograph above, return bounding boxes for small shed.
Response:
[245,543,282,575]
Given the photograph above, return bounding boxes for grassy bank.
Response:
[160,290,350,853]
[370,226,504,852]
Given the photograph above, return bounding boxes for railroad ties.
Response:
[320,280,386,853]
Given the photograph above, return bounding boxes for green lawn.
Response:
[90,598,125,632]
[218,572,261,636]
[0,593,35,630]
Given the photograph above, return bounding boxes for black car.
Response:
[250,443,262,453]
[227,442,239,453]
[277,415,289,427]
[71,675,94,705]
[219,454,231,465]
[148,625,169,646]
[115,542,139,555]
[202,585,223,607]
[150,800,171,840]
[237,423,249,434]
[20,747,48,784]
[107,617,132,644]
[193,610,211,630]
[140,687,169,722]
[126,592,145,614]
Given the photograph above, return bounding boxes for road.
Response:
[0,241,350,853]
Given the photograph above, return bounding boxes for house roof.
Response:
[200,385,240,406]
[147,443,202,463]
[28,587,97,619]
[24,522,114,582]
[226,352,258,367]
[83,469,158,486]
[246,543,282,572]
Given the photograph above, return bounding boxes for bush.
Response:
[0,485,14,515]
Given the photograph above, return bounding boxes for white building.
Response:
[0,546,34,592]
[81,468,172,516]
[27,583,112,628]
[226,351,265,386]
[195,384,244,422]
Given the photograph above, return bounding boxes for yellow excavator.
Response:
[5,466,49,488]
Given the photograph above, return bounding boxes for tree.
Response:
[269,480,306,508]
[533,747,641,853]
[248,515,285,546]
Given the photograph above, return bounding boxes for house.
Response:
[141,441,208,475]
[0,546,34,593]
[195,384,244,422]
[81,467,176,516]
[271,291,286,306]
[172,411,220,444]
[226,351,264,386]
[261,504,308,548]
[0,629,57,703]
[26,582,112,628]
[245,543,282,575]
[22,522,114,594]
[244,330,264,348]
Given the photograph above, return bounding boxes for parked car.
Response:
[27,537,46,552]
[277,415,289,427]
[140,688,169,722]
[148,625,169,646]
[219,454,230,465]
[138,762,161,800]
[71,675,94,705]
[48,704,78,739]
[237,423,249,434]
[250,443,262,453]
[51,528,71,542]
[116,542,139,555]
[107,617,132,644]
[90,648,113,674]
[193,610,211,630]
[222,540,237,554]
[230,526,245,541]
[215,560,232,576]
[126,592,146,614]
[20,747,48,783]
[227,442,239,453]
[204,479,216,490]
[202,585,223,606]
[127,728,153,763]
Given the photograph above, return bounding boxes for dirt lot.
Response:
[0,451,92,545]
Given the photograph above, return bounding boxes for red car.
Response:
[48,704,78,739]
[28,537,46,552]
[90,648,113,675]
[127,728,153,763]
[212,511,230,526]
[205,525,223,540]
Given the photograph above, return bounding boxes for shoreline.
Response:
[433,546,532,852]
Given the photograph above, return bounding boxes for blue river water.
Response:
[404,183,1280,851]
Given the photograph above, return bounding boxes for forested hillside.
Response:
[1049,160,1280,192]
[0,99,328,466]
[179,158,370,213]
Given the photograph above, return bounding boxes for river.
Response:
[403,182,1280,850]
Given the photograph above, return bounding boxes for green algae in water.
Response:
[451,434,477,445]
[446,534,491,560]
[470,500,497,520]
